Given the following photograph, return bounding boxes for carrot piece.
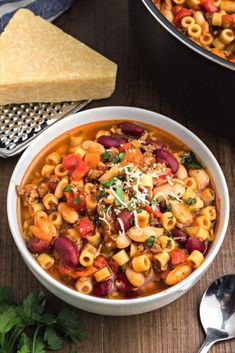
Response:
[170,248,187,265]
[94,255,107,268]
[58,261,97,279]
[84,151,101,169]
[123,148,143,164]
[211,48,226,59]
[30,225,53,244]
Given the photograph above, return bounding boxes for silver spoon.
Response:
[199,274,235,353]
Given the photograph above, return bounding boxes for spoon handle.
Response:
[198,337,215,353]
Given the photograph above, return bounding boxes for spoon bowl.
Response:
[199,274,235,352]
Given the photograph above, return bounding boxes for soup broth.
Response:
[17,120,218,299]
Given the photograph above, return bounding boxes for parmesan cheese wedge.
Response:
[0,9,117,105]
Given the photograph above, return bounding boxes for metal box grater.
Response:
[0,100,91,158]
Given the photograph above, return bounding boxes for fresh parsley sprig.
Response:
[0,287,85,353]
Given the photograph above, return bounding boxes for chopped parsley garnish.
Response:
[145,236,155,248]
[63,185,71,192]
[167,239,172,246]
[180,151,202,169]
[130,218,134,227]
[127,205,133,211]
[102,205,109,212]
[127,166,131,172]
[101,177,117,188]
[166,204,172,212]
[185,197,196,205]
[101,151,111,162]
[168,215,174,220]
[0,287,85,353]
[118,266,124,272]
[73,196,81,204]
[151,196,159,206]
[168,194,177,201]
[113,152,125,164]
[137,208,143,213]
[115,186,124,206]
[97,190,108,200]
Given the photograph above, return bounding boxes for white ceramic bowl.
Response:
[7,106,229,316]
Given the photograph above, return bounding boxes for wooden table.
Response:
[0,1,234,352]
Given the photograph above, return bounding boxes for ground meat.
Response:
[86,168,106,182]
[47,175,60,192]
[110,125,122,135]
[16,184,39,204]
[150,242,163,254]
[37,183,49,198]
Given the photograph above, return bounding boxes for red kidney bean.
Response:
[185,237,206,254]
[53,237,79,267]
[155,148,179,173]
[27,237,49,254]
[97,135,128,148]
[142,138,163,149]
[107,260,119,273]
[114,208,134,233]
[115,272,132,293]
[92,278,113,296]
[118,122,144,137]
[171,227,188,244]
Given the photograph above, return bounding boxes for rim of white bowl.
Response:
[7,106,230,306]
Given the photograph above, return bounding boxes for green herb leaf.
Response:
[101,151,111,162]
[0,287,85,353]
[44,327,63,350]
[168,194,177,201]
[185,197,196,205]
[151,197,159,206]
[166,204,172,212]
[113,152,125,164]
[115,186,124,207]
[73,196,81,205]
[127,205,133,211]
[17,334,32,353]
[33,337,45,353]
[63,185,71,192]
[180,151,202,170]
[168,215,174,220]
[118,266,124,272]
[97,190,108,200]
[145,236,155,248]
[137,209,143,214]
[101,177,116,188]
[57,307,86,342]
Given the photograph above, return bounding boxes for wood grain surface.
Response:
[0,1,234,352]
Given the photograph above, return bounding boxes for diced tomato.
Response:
[77,216,95,238]
[200,0,217,14]
[170,248,187,265]
[119,143,132,152]
[71,160,89,181]
[172,6,183,15]
[143,205,162,218]
[47,181,57,192]
[62,154,80,170]
[153,168,173,185]
[107,260,119,273]
[94,255,107,268]
[173,8,192,26]
[123,148,143,164]
[222,14,233,28]
[67,192,86,213]
[58,261,97,279]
